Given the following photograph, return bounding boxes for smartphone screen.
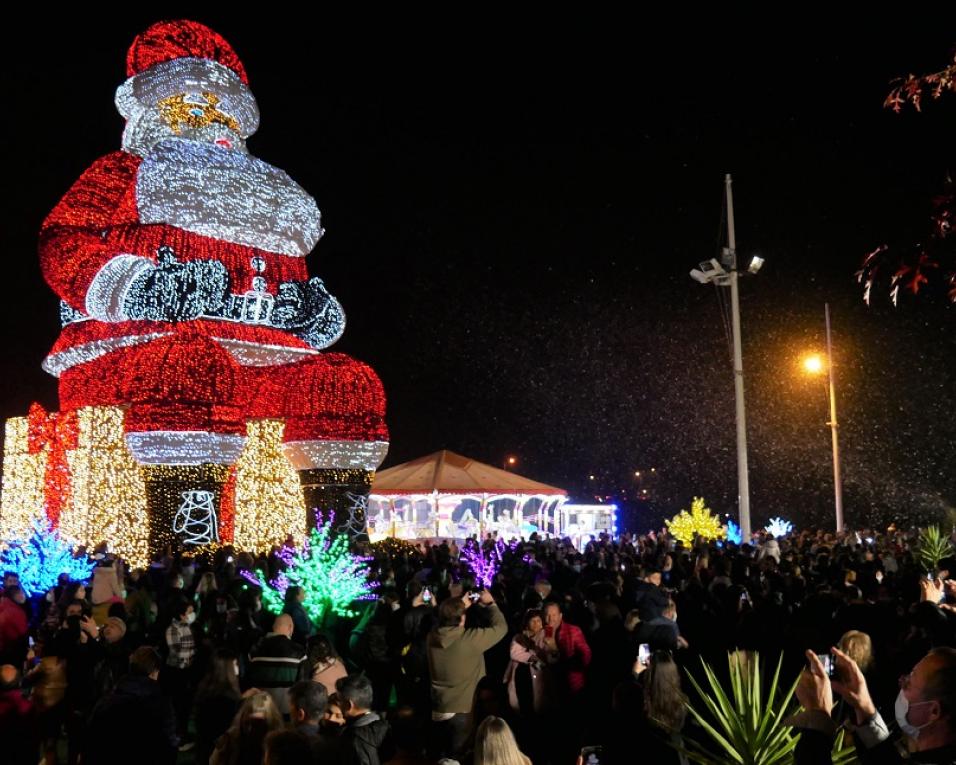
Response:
[638,643,651,666]
[816,653,834,678]
[422,589,431,602]
[580,745,603,765]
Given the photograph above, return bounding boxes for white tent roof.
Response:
[371,450,567,496]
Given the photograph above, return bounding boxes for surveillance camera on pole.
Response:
[689,175,763,542]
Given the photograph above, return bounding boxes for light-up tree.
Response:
[765,517,794,537]
[461,538,505,589]
[724,519,743,545]
[246,513,375,624]
[666,497,727,546]
[0,517,95,596]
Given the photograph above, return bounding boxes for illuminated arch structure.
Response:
[367,450,616,542]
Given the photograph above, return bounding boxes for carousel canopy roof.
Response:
[371,450,567,496]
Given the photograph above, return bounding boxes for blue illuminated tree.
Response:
[0,517,95,597]
[724,519,742,545]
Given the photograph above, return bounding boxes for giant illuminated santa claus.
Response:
[38,20,388,548]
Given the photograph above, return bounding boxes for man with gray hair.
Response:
[248,613,308,716]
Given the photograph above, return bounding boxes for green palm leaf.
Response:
[675,652,858,765]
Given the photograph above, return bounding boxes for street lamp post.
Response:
[689,175,763,542]
[802,303,845,532]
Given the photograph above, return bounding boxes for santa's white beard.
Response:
[134,137,323,257]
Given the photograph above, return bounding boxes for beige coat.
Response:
[427,604,507,714]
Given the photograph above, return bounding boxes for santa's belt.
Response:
[62,290,283,328]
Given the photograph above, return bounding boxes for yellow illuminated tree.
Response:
[666,497,726,546]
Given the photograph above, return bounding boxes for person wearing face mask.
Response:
[163,599,197,748]
[792,646,956,764]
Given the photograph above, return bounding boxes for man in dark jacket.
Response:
[83,646,177,765]
[337,674,393,765]
[633,568,670,622]
[634,600,688,653]
[248,613,308,717]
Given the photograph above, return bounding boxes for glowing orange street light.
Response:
[503,455,517,470]
[803,354,824,375]
[800,304,844,532]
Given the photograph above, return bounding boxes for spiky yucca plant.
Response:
[678,652,857,765]
[916,525,955,575]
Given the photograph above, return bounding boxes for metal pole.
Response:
[825,303,844,532]
[726,174,752,542]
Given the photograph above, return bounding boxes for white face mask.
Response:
[895,690,935,739]
[234,663,240,677]
[185,612,196,625]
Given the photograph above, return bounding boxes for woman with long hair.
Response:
[474,716,531,765]
[194,571,220,624]
[610,649,688,764]
[43,581,90,636]
[642,651,687,735]
[193,648,243,765]
[307,633,347,693]
[210,691,283,765]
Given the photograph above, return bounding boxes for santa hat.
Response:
[115,20,259,138]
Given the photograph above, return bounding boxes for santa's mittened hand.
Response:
[124,252,228,321]
[273,277,345,348]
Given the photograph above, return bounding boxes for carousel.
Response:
[366,450,568,541]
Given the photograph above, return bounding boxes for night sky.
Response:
[4,11,956,531]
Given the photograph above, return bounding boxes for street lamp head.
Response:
[803,354,824,375]
[507,456,517,465]
[747,255,765,275]
[690,258,727,284]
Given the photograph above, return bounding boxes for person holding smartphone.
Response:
[398,580,435,713]
[792,646,956,764]
[426,588,507,759]
[608,649,688,765]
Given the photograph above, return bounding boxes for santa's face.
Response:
[158,92,243,151]
[122,91,247,158]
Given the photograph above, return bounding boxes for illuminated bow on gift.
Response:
[27,403,79,527]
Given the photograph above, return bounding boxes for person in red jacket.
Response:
[0,587,29,668]
[543,601,591,697]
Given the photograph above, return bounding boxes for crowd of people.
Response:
[1,525,956,765]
